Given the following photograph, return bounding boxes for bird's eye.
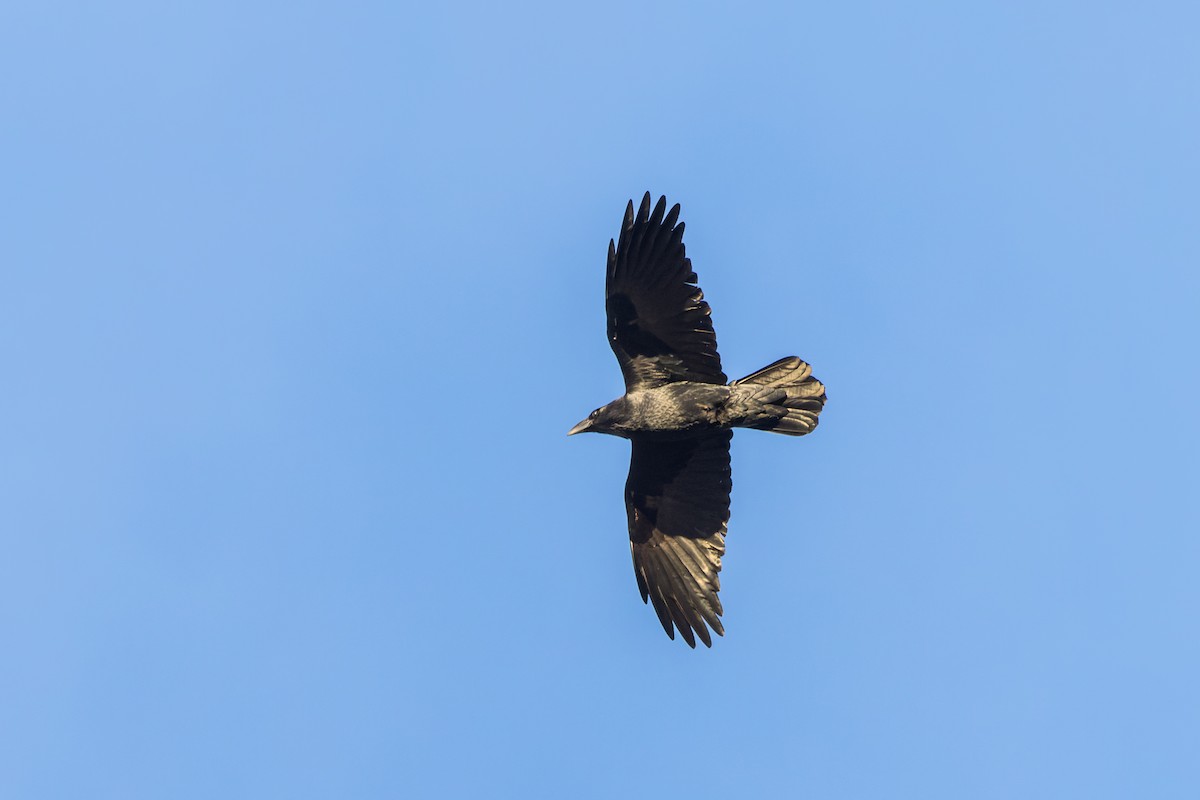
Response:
[591,409,600,419]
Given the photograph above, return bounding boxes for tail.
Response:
[728,356,826,436]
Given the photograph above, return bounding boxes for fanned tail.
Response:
[729,356,826,436]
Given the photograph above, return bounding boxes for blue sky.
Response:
[3,2,1198,797]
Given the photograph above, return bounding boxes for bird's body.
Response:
[583,383,729,439]
[570,193,826,647]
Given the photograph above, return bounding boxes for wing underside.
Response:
[606,193,726,389]
[626,431,732,647]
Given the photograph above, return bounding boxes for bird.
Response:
[569,192,827,647]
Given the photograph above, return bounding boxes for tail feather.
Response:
[729,356,826,436]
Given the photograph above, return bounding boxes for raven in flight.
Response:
[569,193,827,647]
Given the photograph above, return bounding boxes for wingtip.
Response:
[664,202,680,230]
[637,192,652,222]
[679,626,698,648]
[650,195,667,226]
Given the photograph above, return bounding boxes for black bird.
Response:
[569,193,827,647]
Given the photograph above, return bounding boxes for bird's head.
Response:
[568,399,627,437]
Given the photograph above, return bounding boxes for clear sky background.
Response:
[3,2,1198,798]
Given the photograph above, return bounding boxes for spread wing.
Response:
[627,431,732,647]
[606,193,726,390]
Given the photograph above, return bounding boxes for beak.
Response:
[567,417,592,436]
